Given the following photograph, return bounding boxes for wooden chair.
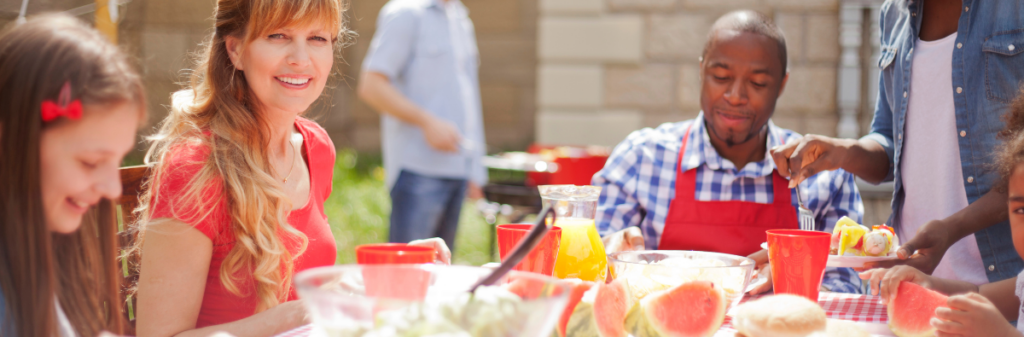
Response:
[94,165,151,334]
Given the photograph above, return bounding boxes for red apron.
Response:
[658,123,799,257]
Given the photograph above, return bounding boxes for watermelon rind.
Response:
[888,282,948,337]
[624,301,661,337]
[593,279,631,337]
[557,279,596,337]
[565,278,631,337]
[566,286,601,337]
[623,280,725,337]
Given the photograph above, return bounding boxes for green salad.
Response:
[323,286,543,337]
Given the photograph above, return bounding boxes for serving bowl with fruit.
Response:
[594,251,755,337]
[295,264,571,337]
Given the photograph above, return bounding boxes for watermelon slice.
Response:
[557,278,596,337]
[565,277,632,337]
[504,276,549,299]
[624,280,725,337]
[888,281,948,337]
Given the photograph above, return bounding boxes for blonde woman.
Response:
[132,0,450,336]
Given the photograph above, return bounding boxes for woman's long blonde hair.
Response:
[130,0,348,312]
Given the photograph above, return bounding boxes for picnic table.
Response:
[275,292,895,337]
[716,292,894,336]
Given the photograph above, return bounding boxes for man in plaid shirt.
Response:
[593,11,865,294]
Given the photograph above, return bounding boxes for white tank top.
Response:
[900,32,989,285]
[55,298,76,337]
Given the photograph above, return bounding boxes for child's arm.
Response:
[862,268,1023,337]
[932,292,1022,337]
[980,278,1020,321]
[860,266,978,304]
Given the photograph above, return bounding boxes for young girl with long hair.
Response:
[0,14,146,337]
[131,0,450,335]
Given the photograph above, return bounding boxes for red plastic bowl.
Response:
[526,144,609,186]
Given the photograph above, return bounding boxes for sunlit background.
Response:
[0,0,894,265]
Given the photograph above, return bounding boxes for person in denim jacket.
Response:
[772,0,1024,286]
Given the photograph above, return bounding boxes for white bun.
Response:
[733,294,827,337]
[823,319,869,337]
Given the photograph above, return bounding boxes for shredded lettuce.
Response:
[324,286,536,337]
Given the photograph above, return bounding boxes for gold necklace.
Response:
[282,137,297,183]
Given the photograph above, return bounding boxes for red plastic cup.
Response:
[767,229,831,302]
[497,224,562,276]
[355,243,435,300]
[355,243,436,264]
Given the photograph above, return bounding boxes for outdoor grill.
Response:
[478,144,610,259]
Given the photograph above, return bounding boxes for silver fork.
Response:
[794,184,815,231]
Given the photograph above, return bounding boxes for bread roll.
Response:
[825,319,869,337]
[733,294,827,337]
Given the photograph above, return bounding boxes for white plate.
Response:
[826,253,899,268]
[856,322,897,336]
[760,242,899,269]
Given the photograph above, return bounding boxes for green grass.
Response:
[122,147,499,265]
[324,149,497,266]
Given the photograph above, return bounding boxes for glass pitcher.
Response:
[539,185,607,282]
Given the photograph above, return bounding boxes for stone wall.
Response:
[343,0,540,152]
[535,0,843,146]
[3,0,844,151]
[1,0,892,223]
[534,0,893,224]
[0,0,539,153]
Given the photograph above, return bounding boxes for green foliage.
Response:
[121,146,498,265]
[325,149,496,266]
[323,149,393,264]
[452,199,496,266]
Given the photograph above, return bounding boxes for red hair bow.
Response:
[41,81,82,122]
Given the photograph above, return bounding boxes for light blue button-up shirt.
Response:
[363,0,487,189]
[864,0,1024,282]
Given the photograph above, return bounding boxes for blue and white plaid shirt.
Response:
[592,112,866,293]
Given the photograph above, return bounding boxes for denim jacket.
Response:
[863,0,1024,282]
[0,286,9,335]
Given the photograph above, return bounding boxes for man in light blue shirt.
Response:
[358,0,486,251]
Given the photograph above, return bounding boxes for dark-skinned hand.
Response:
[770,135,850,187]
[858,219,952,273]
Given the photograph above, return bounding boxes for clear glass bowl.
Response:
[608,250,755,310]
[295,264,570,337]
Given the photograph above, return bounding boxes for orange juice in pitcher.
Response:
[540,185,607,282]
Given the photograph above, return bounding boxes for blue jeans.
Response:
[389,170,467,252]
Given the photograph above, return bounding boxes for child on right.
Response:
[859,90,1024,336]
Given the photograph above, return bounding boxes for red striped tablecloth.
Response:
[276,292,891,337]
[715,292,892,336]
